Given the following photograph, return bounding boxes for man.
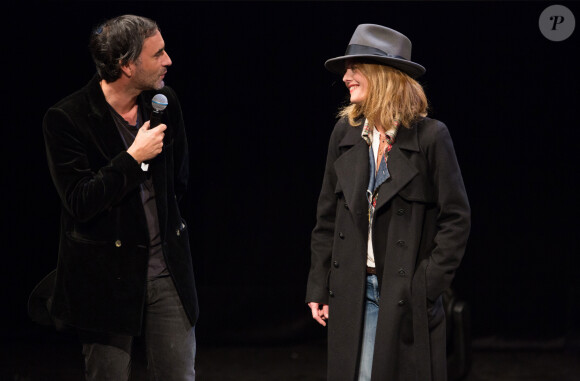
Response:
[42,15,198,380]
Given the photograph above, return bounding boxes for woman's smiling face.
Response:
[343,61,368,104]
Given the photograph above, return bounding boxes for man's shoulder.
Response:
[51,87,88,111]
[49,76,100,115]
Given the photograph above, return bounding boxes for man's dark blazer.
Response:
[42,75,198,336]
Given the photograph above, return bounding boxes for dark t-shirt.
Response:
[109,102,168,279]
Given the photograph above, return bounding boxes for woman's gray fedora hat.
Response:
[325,24,426,78]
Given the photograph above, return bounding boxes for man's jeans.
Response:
[358,274,379,381]
[80,275,196,381]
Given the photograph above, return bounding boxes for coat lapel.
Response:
[85,77,165,236]
[334,126,370,230]
[373,124,420,212]
[85,76,129,160]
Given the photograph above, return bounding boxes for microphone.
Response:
[150,93,168,128]
[142,94,168,172]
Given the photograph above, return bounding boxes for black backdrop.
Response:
[3,1,579,348]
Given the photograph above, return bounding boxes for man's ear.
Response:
[120,61,133,78]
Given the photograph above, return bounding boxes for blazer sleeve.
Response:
[43,107,146,223]
[164,86,189,202]
[305,121,346,304]
[423,120,471,302]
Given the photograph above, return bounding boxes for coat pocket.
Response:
[65,231,107,246]
[427,295,445,330]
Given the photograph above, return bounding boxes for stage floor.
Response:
[1,332,579,380]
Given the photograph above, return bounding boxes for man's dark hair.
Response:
[89,15,159,82]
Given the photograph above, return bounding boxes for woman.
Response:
[306,24,470,381]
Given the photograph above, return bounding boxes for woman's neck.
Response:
[375,124,386,134]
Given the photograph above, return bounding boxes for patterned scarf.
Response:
[362,118,399,225]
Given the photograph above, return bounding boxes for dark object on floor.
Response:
[28,269,68,331]
[27,269,57,326]
[444,288,472,380]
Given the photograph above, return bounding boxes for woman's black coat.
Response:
[306,116,470,380]
[43,75,198,336]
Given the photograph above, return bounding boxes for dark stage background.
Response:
[2,0,579,358]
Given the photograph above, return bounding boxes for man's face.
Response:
[132,30,172,91]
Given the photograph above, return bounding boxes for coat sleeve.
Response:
[43,107,146,223]
[306,121,346,304]
[423,120,471,302]
[164,86,189,202]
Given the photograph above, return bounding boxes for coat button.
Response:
[329,290,335,297]
[176,229,181,236]
[333,261,339,268]
[115,240,122,248]
[396,208,406,216]
[398,299,406,306]
[339,232,345,239]
[396,240,406,247]
[398,268,406,276]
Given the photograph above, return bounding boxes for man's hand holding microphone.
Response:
[127,94,168,170]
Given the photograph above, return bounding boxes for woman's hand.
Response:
[308,302,329,327]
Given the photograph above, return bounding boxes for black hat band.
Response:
[345,44,406,61]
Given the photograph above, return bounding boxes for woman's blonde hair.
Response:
[339,61,428,129]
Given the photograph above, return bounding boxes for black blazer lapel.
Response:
[85,76,129,161]
[85,76,151,236]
